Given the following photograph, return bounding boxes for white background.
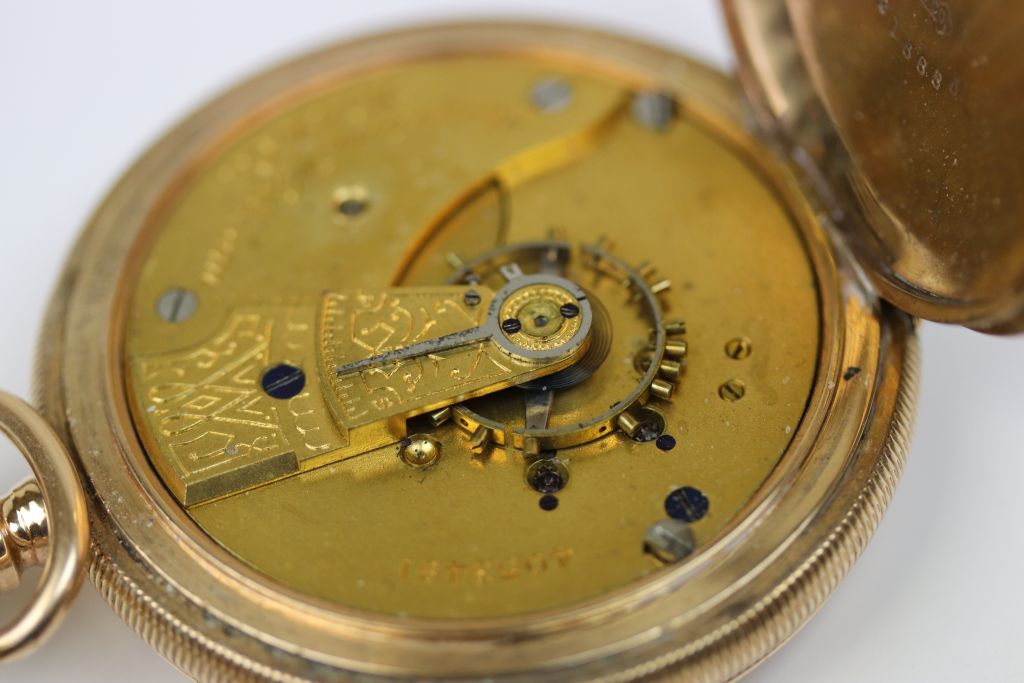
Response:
[1,2,1023,681]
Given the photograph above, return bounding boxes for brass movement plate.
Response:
[123,53,821,618]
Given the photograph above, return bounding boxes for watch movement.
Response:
[2,2,1022,680]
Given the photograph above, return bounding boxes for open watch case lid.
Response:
[724,0,1024,333]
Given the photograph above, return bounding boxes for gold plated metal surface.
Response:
[25,21,922,683]
[0,482,49,593]
[725,0,1024,331]
[0,391,88,662]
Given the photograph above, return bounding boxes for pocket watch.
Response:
[2,2,1023,681]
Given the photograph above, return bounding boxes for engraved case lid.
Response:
[724,0,1024,332]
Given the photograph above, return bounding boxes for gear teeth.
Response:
[650,379,675,400]
[659,360,682,380]
[650,279,671,295]
[469,425,493,454]
[665,320,687,335]
[617,413,641,437]
[665,340,688,358]
[430,407,452,426]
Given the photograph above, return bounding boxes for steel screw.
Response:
[261,364,306,400]
[527,459,569,494]
[502,318,523,334]
[643,519,695,563]
[156,288,198,323]
[664,486,709,522]
[718,379,746,402]
[725,337,752,360]
[530,77,573,113]
[631,91,678,132]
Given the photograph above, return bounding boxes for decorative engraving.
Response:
[200,225,239,286]
[322,287,519,427]
[130,307,343,505]
[130,284,584,505]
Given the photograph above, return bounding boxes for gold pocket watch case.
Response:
[2,2,1023,681]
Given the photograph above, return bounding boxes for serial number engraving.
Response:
[399,548,575,585]
[200,225,238,286]
[877,0,962,96]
